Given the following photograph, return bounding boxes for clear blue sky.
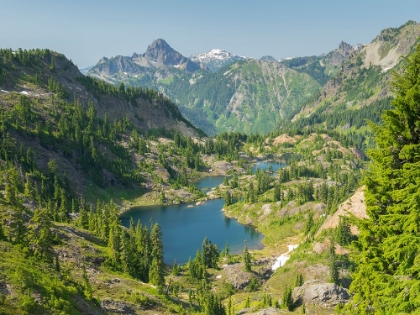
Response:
[1,0,419,68]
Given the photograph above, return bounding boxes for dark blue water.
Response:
[120,161,286,265]
[121,199,263,264]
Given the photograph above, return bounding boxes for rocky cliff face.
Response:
[322,41,358,67]
[142,38,200,71]
[292,20,420,124]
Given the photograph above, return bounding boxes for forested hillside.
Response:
[1,20,420,315]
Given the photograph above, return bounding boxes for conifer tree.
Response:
[108,225,121,267]
[243,240,251,272]
[282,286,293,311]
[0,221,5,241]
[81,258,92,300]
[149,223,165,294]
[10,206,25,244]
[224,241,230,257]
[28,206,53,261]
[336,216,352,246]
[347,42,420,313]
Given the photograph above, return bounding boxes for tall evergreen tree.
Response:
[28,207,53,261]
[149,223,165,294]
[243,240,252,272]
[347,42,420,313]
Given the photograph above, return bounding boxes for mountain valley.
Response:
[0,19,420,315]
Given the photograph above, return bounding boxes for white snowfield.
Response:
[271,244,299,271]
[20,91,29,95]
[191,49,248,62]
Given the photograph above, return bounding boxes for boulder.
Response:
[101,299,135,314]
[222,263,252,289]
[293,280,350,307]
[261,204,272,216]
[247,307,280,315]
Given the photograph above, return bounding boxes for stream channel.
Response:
[120,161,285,264]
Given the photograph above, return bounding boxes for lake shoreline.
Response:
[119,156,287,264]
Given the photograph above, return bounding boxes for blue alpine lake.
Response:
[120,160,285,264]
[120,198,263,264]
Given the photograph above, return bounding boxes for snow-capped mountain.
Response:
[190,49,248,72]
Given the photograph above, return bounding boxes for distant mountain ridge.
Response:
[87,39,322,134]
[284,20,420,147]
[88,20,420,136]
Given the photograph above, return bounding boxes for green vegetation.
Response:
[1,25,420,313]
[90,57,321,135]
[345,38,420,314]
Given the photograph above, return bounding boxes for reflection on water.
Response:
[224,216,232,228]
[121,198,263,264]
[120,159,288,264]
[193,176,226,191]
[251,161,286,175]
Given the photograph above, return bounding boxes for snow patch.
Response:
[191,49,248,62]
[382,66,393,72]
[271,244,299,271]
[19,91,29,95]
[216,275,222,279]
[1,90,9,93]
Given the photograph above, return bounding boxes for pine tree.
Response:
[336,216,352,246]
[282,286,293,311]
[172,259,180,276]
[108,225,121,267]
[347,42,420,313]
[227,295,232,315]
[273,183,281,202]
[245,295,250,308]
[10,206,25,244]
[81,258,92,300]
[28,207,53,261]
[149,223,165,294]
[295,273,304,287]
[243,240,251,272]
[304,212,314,235]
[0,221,5,240]
[224,241,230,257]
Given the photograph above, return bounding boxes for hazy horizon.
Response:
[1,0,419,68]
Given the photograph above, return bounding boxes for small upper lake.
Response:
[251,161,285,174]
[193,176,226,191]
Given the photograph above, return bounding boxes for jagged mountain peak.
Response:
[338,41,354,54]
[98,56,109,64]
[140,38,200,71]
[144,38,174,60]
[144,39,177,63]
